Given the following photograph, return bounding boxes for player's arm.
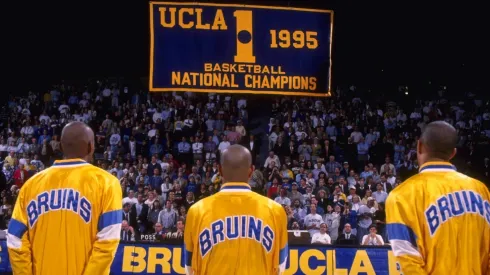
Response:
[7,186,33,275]
[184,204,197,275]
[386,192,427,275]
[83,177,123,275]
[276,205,288,275]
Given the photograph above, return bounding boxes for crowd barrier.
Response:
[0,240,397,274]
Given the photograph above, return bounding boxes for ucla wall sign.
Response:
[149,2,333,97]
[0,241,398,274]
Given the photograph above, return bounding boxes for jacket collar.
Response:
[220,182,251,193]
[52,158,89,167]
[419,161,456,173]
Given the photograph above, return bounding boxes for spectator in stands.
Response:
[158,200,178,232]
[337,223,358,245]
[361,225,384,246]
[311,223,331,244]
[12,164,27,188]
[275,188,291,206]
[120,220,136,242]
[147,200,162,232]
[372,183,388,203]
[130,193,149,235]
[264,151,280,168]
[304,204,323,237]
[123,190,138,205]
[154,222,165,241]
[166,219,184,240]
[373,202,387,241]
[1,79,489,250]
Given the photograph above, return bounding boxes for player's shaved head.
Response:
[60,121,95,162]
[220,144,252,183]
[418,121,458,162]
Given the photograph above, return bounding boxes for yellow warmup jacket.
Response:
[7,159,123,275]
[386,161,490,275]
[184,182,288,275]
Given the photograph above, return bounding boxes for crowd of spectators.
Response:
[261,88,490,244]
[0,80,489,246]
[0,79,252,241]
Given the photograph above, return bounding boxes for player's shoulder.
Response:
[78,164,120,184]
[454,172,490,197]
[188,195,213,214]
[386,174,423,204]
[21,168,51,190]
[252,192,286,215]
[80,163,113,176]
[390,174,421,195]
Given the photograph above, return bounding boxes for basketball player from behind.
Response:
[386,121,490,274]
[7,122,123,275]
[184,145,288,275]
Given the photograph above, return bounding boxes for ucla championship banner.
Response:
[149,2,333,97]
[0,241,398,274]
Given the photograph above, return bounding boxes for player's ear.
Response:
[449,148,457,161]
[218,164,222,176]
[88,140,95,156]
[416,140,423,155]
[248,165,254,178]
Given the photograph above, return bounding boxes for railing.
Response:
[0,240,395,275]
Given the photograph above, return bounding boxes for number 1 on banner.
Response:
[234,10,256,63]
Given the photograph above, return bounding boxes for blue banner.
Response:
[149,2,333,97]
[0,241,11,272]
[0,241,398,274]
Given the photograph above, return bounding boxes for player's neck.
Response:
[63,156,89,162]
[223,180,248,184]
[421,157,450,165]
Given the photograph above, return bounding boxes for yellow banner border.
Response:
[149,2,334,97]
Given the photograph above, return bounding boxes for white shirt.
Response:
[268,132,278,146]
[110,134,121,145]
[373,191,388,203]
[129,141,136,157]
[161,182,172,201]
[311,232,331,244]
[39,115,51,124]
[192,142,203,154]
[236,125,246,136]
[387,176,396,186]
[396,113,407,122]
[304,213,323,236]
[358,205,376,215]
[160,162,169,173]
[362,234,384,246]
[58,104,70,114]
[410,112,421,120]
[350,131,363,143]
[122,197,138,205]
[184,119,194,128]
[148,129,157,138]
[144,198,156,208]
[274,196,291,206]
[263,155,280,168]
[20,126,34,136]
[153,112,163,123]
[218,141,230,152]
[237,99,247,109]
[206,102,215,110]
